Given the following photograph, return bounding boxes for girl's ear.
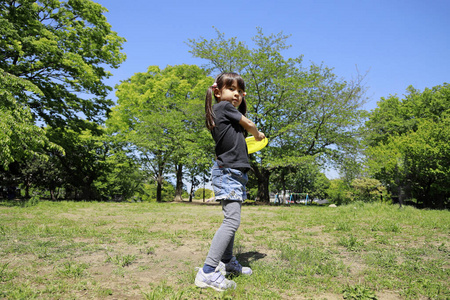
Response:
[214,88,221,99]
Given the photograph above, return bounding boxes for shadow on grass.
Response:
[236,251,267,266]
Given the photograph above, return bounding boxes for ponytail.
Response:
[205,86,215,130]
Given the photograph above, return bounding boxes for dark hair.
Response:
[205,72,247,130]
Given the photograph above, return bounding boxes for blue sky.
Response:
[95,0,449,112]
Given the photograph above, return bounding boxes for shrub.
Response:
[327,179,353,205]
[194,188,214,200]
[140,181,175,202]
[351,177,389,203]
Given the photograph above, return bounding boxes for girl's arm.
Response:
[239,115,265,141]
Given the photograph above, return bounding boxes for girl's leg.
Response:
[204,200,242,269]
[222,232,234,263]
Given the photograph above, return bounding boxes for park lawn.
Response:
[0,200,449,299]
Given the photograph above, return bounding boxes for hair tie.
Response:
[211,82,218,89]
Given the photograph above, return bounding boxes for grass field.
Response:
[0,200,448,299]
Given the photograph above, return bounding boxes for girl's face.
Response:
[215,80,245,108]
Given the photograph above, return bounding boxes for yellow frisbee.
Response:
[246,136,268,154]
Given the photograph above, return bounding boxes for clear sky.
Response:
[95,0,449,112]
[93,0,449,183]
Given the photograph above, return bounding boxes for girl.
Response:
[195,73,265,291]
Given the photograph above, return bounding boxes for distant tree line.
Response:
[1,1,448,208]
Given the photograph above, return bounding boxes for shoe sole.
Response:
[194,278,233,292]
[226,271,253,276]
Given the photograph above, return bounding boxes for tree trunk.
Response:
[252,165,271,203]
[156,179,162,202]
[189,173,195,202]
[189,187,194,202]
[25,183,30,199]
[173,164,183,202]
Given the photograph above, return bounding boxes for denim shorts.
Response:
[211,163,248,201]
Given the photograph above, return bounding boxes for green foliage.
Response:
[0,0,126,126]
[327,179,353,205]
[107,64,212,202]
[93,149,144,201]
[270,158,330,200]
[351,177,387,203]
[313,173,331,200]
[44,123,111,200]
[365,83,450,208]
[0,70,64,169]
[193,188,214,200]
[188,28,367,202]
[10,122,144,201]
[1,0,126,200]
[140,180,176,202]
[326,177,388,204]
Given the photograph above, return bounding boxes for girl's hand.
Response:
[239,115,265,141]
[255,131,266,141]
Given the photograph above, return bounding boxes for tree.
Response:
[17,152,64,200]
[0,0,126,127]
[187,28,367,202]
[183,137,214,202]
[312,172,331,200]
[0,70,63,170]
[107,65,212,202]
[93,142,145,201]
[327,179,352,205]
[45,122,111,200]
[1,0,126,200]
[351,177,386,203]
[269,158,331,200]
[365,84,450,208]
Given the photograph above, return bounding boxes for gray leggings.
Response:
[204,200,242,267]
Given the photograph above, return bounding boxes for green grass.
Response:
[0,200,448,299]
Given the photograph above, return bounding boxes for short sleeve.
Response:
[222,101,242,124]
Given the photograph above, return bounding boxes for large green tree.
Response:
[44,122,110,200]
[269,157,331,200]
[0,0,126,127]
[1,0,126,199]
[107,65,212,202]
[0,70,63,170]
[17,123,145,201]
[187,28,367,202]
[365,84,450,208]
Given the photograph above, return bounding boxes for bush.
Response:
[139,181,175,202]
[327,178,390,205]
[247,187,257,200]
[194,188,214,200]
[327,179,353,205]
[351,177,389,203]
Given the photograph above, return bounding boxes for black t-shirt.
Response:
[211,101,250,171]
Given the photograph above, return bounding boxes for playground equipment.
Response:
[274,192,309,205]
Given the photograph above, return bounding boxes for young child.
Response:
[194,73,265,291]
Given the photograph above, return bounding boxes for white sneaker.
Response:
[217,256,252,276]
[194,268,237,292]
